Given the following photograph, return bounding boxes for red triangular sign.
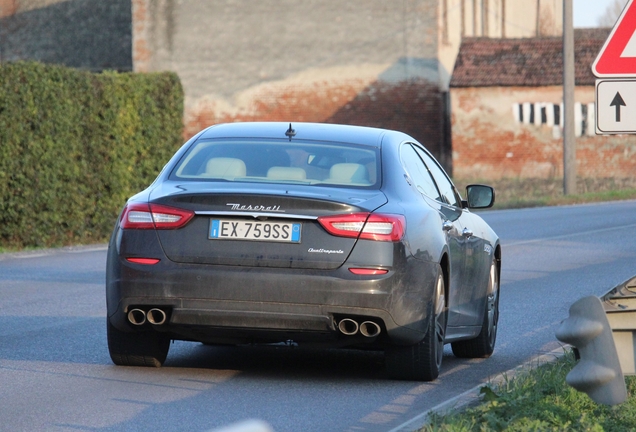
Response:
[593,0,636,77]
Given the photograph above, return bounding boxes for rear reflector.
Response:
[349,268,389,275]
[318,213,405,241]
[120,203,194,230]
[126,258,160,265]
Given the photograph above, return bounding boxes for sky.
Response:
[573,0,625,27]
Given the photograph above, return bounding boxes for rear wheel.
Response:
[107,319,170,367]
[451,257,499,358]
[385,269,447,381]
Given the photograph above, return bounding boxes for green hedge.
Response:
[0,62,184,248]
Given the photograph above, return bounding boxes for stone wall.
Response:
[451,85,636,180]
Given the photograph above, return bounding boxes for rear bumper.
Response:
[106,247,438,346]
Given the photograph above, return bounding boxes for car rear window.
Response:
[170,139,379,188]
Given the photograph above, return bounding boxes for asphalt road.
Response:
[1,200,635,432]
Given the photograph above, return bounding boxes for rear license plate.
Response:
[209,219,301,243]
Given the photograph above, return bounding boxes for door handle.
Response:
[442,221,453,232]
[462,228,473,238]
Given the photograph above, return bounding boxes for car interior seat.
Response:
[325,163,369,185]
[204,157,247,178]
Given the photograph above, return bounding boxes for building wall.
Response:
[0,0,132,71]
[451,86,636,179]
[132,0,454,168]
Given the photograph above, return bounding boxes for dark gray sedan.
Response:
[106,122,500,381]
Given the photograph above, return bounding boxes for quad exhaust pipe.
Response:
[337,318,381,338]
[128,308,146,326]
[127,307,168,326]
[338,318,359,336]
[359,321,381,338]
[147,308,167,325]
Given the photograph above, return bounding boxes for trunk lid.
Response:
[150,182,388,269]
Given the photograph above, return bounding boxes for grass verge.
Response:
[453,178,636,209]
[0,245,42,254]
[422,350,636,432]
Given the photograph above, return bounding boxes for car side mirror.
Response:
[465,184,495,209]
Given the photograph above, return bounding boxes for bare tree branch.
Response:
[598,0,629,27]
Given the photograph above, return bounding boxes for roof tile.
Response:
[450,28,610,87]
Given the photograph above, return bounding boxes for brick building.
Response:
[1,0,564,173]
[450,28,636,180]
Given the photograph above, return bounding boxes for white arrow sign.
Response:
[596,79,636,134]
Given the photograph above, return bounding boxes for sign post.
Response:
[593,0,636,135]
[563,0,576,194]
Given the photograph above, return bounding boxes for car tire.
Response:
[107,319,170,367]
[451,257,499,358]
[385,268,447,381]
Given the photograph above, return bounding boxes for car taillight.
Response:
[317,213,405,242]
[120,203,195,230]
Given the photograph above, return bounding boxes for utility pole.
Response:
[563,0,576,195]
[536,0,541,37]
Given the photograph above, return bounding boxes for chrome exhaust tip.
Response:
[338,318,359,336]
[359,321,381,338]
[127,308,146,326]
[147,308,167,326]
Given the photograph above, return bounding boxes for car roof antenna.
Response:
[285,123,296,141]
